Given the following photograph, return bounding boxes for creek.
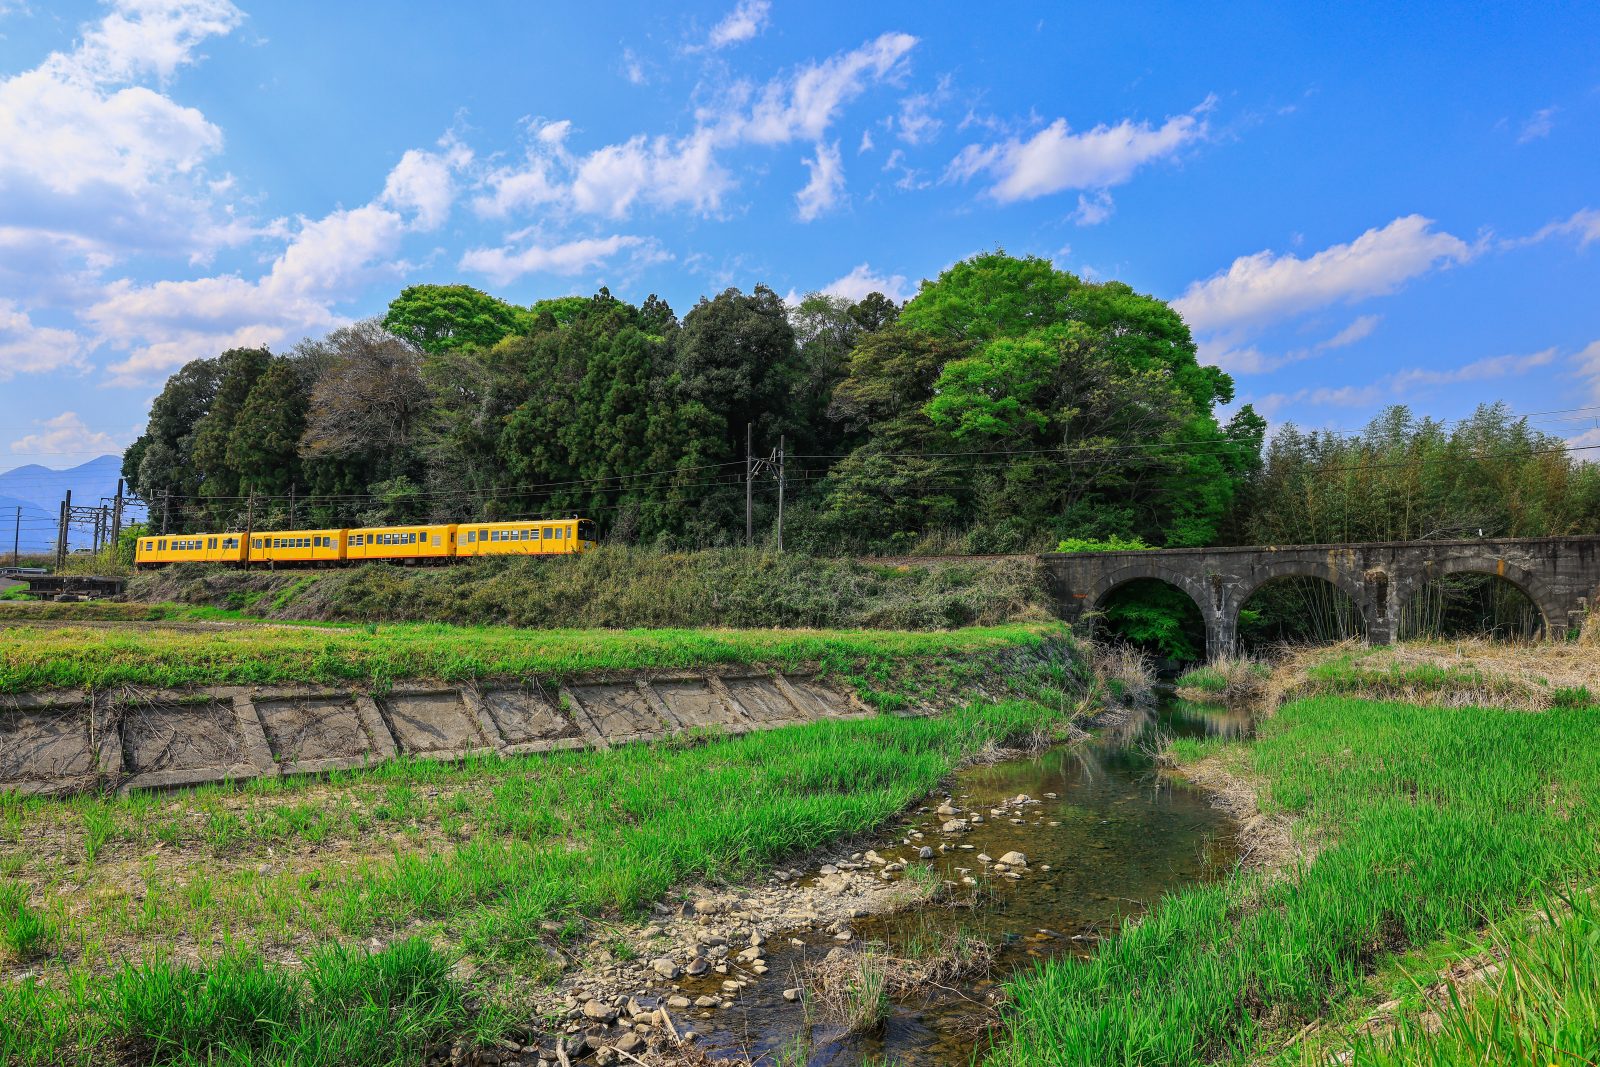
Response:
[688,697,1249,1065]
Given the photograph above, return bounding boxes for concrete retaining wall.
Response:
[0,672,870,797]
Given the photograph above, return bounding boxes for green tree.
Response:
[383,284,533,354]
[189,346,273,523]
[227,357,309,502]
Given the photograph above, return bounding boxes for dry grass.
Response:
[802,928,995,1034]
[1267,637,1600,713]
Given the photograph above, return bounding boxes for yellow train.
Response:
[136,518,597,569]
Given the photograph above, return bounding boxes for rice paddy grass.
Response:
[0,618,1061,694]
[0,695,1081,1066]
[986,692,1600,1066]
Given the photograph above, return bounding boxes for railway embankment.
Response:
[119,547,1052,630]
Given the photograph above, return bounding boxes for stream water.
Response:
[691,697,1250,1065]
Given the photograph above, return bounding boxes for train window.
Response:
[432,536,441,547]
[466,531,474,543]
[542,528,553,539]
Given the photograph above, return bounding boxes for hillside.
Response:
[124,549,1052,630]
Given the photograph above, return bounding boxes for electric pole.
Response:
[161,489,170,534]
[289,483,298,529]
[775,434,785,553]
[745,422,753,549]
[10,506,18,566]
[111,479,124,547]
[55,490,71,571]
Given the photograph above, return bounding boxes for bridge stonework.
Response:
[1040,535,1600,660]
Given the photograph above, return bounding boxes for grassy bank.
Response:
[0,692,1086,1065]
[0,618,1059,694]
[125,547,1051,631]
[986,687,1600,1065]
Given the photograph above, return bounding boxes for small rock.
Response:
[999,851,1028,867]
[721,980,741,993]
[941,819,969,833]
[693,995,719,1008]
[684,957,709,976]
[651,958,680,979]
[615,1032,645,1054]
[782,987,801,1002]
[582,999,614,1021]
[917,846,933,858]
[819,864,839,875]
[935,802,960,816]
[667,995,691,1009]
[977,853,993,863]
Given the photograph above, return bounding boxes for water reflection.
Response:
[697,698,1251,1065]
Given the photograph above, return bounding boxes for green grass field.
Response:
[0,620,1088,1066]
[0,617,1060,695]
[986,692,1600,1066]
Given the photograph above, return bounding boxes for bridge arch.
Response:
[1232,560,1370,648]
[1414,556,1561,634]
[1084,563,1217,660]
[1231,560,1368,621]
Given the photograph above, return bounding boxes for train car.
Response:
[135,532,248,569]
[249,529,347,567]
[454,518,598,557]
[345,523,457,563]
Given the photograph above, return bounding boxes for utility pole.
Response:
[161,489,170,534]
[775,434,786,554]
[111,479,124,547]
[245,492,255,552]
[744,423,753,549]
[56,490,71,571]
[10,506,19,566]
[289,483,297,529]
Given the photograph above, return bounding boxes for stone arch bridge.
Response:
[1041,535,1600,659]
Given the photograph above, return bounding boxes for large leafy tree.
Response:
[383,284,534,354]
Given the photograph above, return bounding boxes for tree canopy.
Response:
[122,251,1595,558]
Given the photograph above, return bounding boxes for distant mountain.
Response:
[0,456,145,554]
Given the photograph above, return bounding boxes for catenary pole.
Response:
[745,422,753,549]
[776,434,785,553]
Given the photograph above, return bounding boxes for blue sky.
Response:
[2,0,1598,471]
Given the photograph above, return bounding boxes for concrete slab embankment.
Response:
[0,672,869,796]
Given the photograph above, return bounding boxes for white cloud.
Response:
[1174,215,1476,334]
[1575,339,1600,401]
[947,97,1211,204]
[0,0,252,263]
[89,140,464,384]
[9,411,119,456]
[572,130,731,218]
[1390,348,1557,390]
[1566,426,1600,451]
[1321,313,1381,349]
[858,129,874,154]
[1504,207,1600,251]
[707,0,770,49]
[473,34,915,223]
[381,137,471,230]
[1070,189,1114,226]
[795,140,845,221]
[621,47,646,86]
[818,263,913,304]
[728,32,917,146]
[1517,106,1557,143]
[894,78,949,146]
[1202,315,1380,376]
[0,300,88,380]
[458,235,654,286]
